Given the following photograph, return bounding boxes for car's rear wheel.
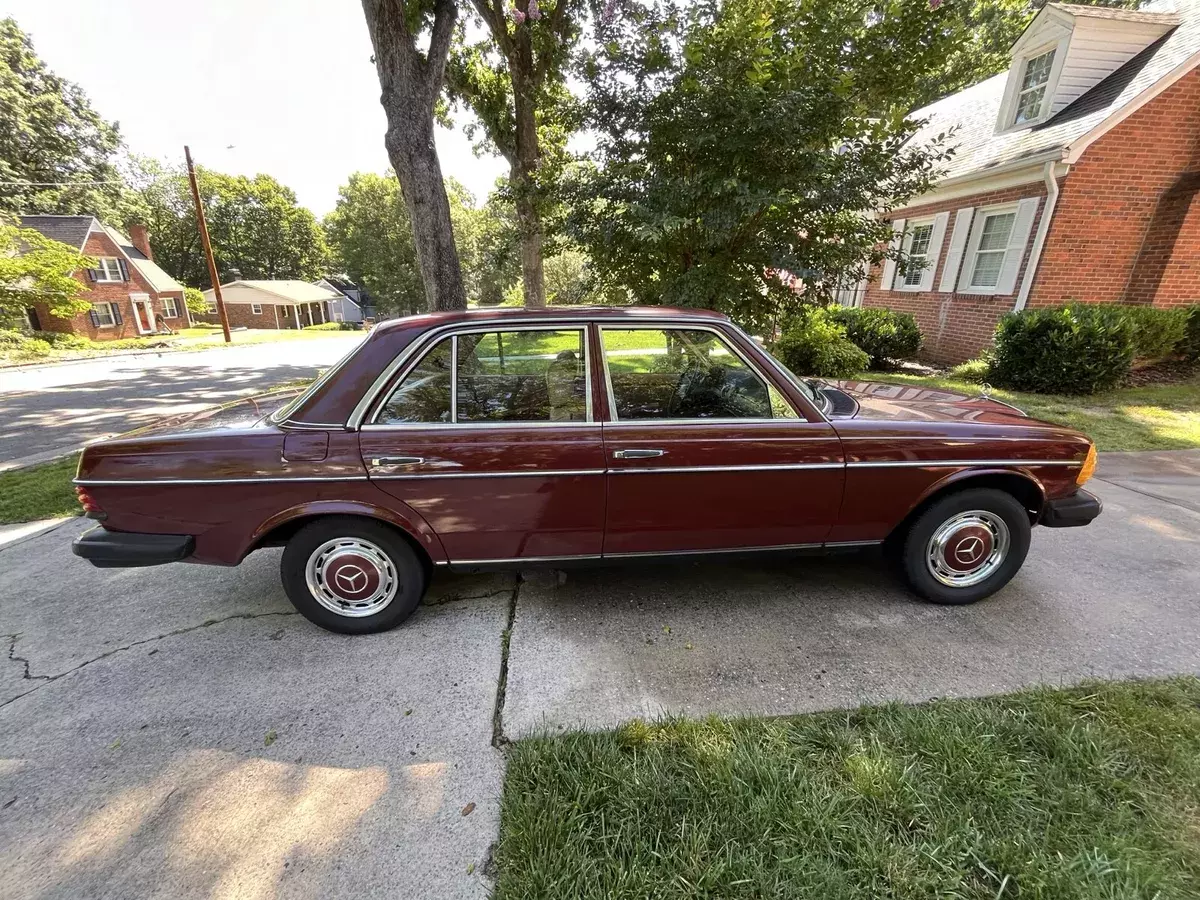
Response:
[900,488,1031,605]
[280,517,426,634]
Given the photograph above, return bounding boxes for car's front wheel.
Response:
[280,517,426,634]
[900,488,1031,605]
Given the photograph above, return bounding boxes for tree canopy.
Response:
[123,157,329,289]
[567,0,955,332]
[0,222,94,322]
[0,18,123,220]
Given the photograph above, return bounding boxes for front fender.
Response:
[905,465,1048,520]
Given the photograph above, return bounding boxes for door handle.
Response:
[370,456,425,466]
[613,449,666,459]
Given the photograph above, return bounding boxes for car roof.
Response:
[372,305,730,335]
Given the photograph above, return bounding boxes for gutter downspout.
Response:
[1015,160,1062,311]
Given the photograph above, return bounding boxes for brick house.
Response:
[19,215,189,340]
[194,280,343,330]
[858,0,1200,364]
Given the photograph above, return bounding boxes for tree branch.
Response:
[425,0,459,103]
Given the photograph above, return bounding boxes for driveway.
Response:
[1,453,1198,898]
[0,336,363,469]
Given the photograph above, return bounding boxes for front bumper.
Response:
[1040,488,1103,528]
[72,526,195,568]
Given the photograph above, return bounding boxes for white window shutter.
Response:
[940,208,974,292]
[920,211,950,292]
[995,197,1041,295]
[879,218,905,290]
[957,210,989,292]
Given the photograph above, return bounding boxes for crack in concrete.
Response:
[0,611,299,712]
[422,588,514,608]
[490,577,522,748]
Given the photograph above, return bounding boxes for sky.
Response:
[1,0,508,216]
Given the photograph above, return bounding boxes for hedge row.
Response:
[772,307,921,379]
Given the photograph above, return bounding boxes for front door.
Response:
[129,295,154,334]
[598,324,845,555]
[359,324,606,563]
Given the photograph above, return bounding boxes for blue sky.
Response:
[2,0,507,215]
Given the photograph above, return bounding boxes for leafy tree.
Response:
[0,18,123,219]
[568,0,955,333]
[123,157,329,289]
[446,0,582,306]
[183,286,207,316]
[361,0,467,310]
[0,222,95,322]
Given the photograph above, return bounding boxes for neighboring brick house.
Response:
[195,280,343,330]
[858,0,1200,363]
[19,215,189,341]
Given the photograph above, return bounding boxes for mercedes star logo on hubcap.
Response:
[334,565,367,593]
[953,536,985,565]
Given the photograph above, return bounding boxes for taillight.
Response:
[1076,444,1097,486]
[75,486,106,519]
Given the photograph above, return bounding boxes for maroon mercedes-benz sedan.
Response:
[72,306,1101,634]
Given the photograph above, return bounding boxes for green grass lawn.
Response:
[495,677,1200,900]
[0,454,81,525]
[865,371,1200,452]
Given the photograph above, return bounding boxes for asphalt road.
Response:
[1,452,1198,898]
[0,336,364,469]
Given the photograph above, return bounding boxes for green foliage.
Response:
[0,223,95,320]
[948,357,991,383]
[773,310,869,378]
[1075,304,1188,361]
[34,330,89,349]
[0,453,81,524]
[0,19,123,218]
[827,306,922,369]
[183,286,207,315]
[990,305,1135,395]
[303,322,342,331]
[121,156,328,289]
[568,0,955,333]
[0,329,51,359]
[1181,305,1200,361]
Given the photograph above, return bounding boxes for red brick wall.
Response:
[1029,66,1200,309]
[861,182,1050,364]
[32,232,187,341]
[192,301,329,330]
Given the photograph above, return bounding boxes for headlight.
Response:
[1076,443,1097,486]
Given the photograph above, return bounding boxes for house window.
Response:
[95,258,124,282]
[902,222,935,287]
[251,303,263,315]
[205,301,217,314]
[1014,49,1054,124]
[162,297,179,318]
[968,212,1016,289]
[91,302,118,327]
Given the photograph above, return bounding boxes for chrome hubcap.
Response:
[926,510,1009,588]
[305,537,398,618]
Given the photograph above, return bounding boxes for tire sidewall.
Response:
[281,517,426,634]
[902,488,1032,605]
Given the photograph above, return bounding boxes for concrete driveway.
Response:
[0,336,362,469]
[2,453,1198,898]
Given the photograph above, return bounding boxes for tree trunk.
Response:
[362,0,467,311]
[511,33,546,307]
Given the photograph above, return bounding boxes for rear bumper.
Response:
[1041,489,1103,528]
[72,526,195,568]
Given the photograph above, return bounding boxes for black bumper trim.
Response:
[72,526,195,568]
[1041,488,1103,528]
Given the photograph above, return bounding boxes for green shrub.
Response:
[338,321,362,331]
[827,306,922,368]
[34,331,91,349]
[949,357,990,383]
[1179,305,1200,361]
[0,329,26,347]
[1077,304,1187,361]
[990,305,1135,394]
[304,322,342,331]
[773,311,870,378]
[0,329,53,359]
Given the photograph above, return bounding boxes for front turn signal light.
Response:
[1076,443,1097,486]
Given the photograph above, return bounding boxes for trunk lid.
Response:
[118,389,304,440]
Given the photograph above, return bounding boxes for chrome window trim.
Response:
[348,316,600,428]
[363,322,593,428]
[73,476,370,486]
[361,420,601,431]
[731,323,830,424]
[601,418,831,428]
[597,322,801,425]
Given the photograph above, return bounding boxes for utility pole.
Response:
[184,145,231,343]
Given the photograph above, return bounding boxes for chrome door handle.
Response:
[370,456,424,466]
[613,449,666,459]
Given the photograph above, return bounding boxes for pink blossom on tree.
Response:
[509,5,526,24]
[528,0,542,20]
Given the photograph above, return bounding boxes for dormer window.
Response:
[1014,49,1055,124]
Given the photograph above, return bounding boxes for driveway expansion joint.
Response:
[0,611,299,711]
[490,576,522,748]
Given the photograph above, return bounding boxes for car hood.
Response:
[119,389,305,439]
[819,379,1034,426]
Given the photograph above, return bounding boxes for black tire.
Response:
[280,516,427,634]
[900,488,1031,606]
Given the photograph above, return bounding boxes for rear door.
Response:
[599,324,844,556]
[359,323,606,563]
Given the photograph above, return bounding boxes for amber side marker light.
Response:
[1076,444,1097,486]
[75,486,106,520]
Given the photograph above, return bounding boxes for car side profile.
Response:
[72,306,1102,634]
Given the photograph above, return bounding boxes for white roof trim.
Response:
[1063,47,1200,164]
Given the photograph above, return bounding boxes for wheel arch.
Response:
[886,467,1046,547]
